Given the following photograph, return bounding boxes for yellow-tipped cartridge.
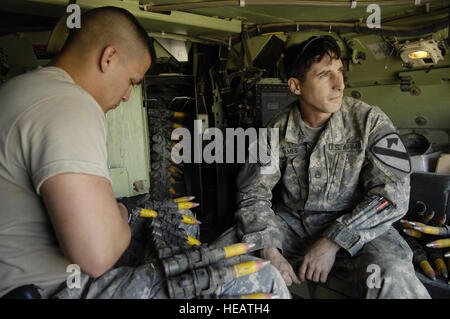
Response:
[181,214,201,225]
[403,220,449,236]
[412,224,442,235]
[403,228,422,239]
[173,111,188,118]
[148,109,187,119]
[223,243,255,259]
[233,260,270,278]
[434,258,448,279]
[169,165,183,176]
[419,260,436,281]
[426,239,450,249]
[173,196,195,203]
[140,208,158,218]
[187,236,201,246]
[178,201,200,210]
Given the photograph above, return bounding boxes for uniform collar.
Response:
[283,99,346,145]
[284,101,304,144]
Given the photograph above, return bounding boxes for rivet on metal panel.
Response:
[410,86,422,96]
[415,116,427,126]
[133,180,145,192]
[351,90,361,99]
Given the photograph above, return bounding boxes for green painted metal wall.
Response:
[106,85,151,198]
[341,32,450,148]
[227,29,450,147]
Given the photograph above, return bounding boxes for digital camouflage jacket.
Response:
[235,96,411,256]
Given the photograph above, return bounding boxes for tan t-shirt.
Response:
[0,66,111,297]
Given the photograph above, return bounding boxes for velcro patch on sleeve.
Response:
[371,133,411,173]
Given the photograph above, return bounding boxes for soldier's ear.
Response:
[99,45,119,74]
[288,77,302,95]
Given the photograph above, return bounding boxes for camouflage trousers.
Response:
[52,209,290,299]
[212,213,431,299]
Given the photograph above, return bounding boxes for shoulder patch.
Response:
[372,133,411,173]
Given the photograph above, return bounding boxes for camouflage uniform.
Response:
[219,96,430,298]
[51,209,290,299]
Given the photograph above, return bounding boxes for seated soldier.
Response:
[212,35,430,299]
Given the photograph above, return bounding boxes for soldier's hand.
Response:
[298,238,340,283]
[260,247,300,286]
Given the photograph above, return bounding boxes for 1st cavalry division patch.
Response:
[372,133,411,173]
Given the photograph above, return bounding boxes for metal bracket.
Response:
[347,38,366,64]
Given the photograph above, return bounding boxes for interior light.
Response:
[408,50,430,59]
[398,39,444,67]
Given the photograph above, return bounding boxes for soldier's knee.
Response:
[366,258,430,299]
[382,259,410,280]
[214,260,291,298]
[259,264,291,299]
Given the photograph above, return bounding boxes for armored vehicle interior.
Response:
[1,0,449,299]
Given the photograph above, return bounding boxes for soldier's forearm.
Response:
[322,193,408,255]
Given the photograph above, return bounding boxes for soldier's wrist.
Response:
[260,247,281,259]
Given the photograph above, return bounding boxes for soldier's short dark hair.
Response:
[64,6,156,68]
[284,35,341,81]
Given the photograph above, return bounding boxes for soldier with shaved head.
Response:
[53,6,154,112]
[0,6,290,299]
